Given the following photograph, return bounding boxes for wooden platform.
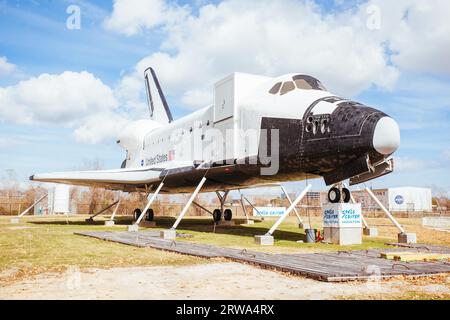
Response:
[76,230,450,282]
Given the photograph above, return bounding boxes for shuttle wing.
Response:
[30,160,195,191]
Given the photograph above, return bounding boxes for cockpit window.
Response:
[294,78,313,90]
[269,75,327,95]
[292,75,327,91]
[280,81,295,95]
[269,82,282,94]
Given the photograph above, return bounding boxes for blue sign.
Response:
[394,195,404,205]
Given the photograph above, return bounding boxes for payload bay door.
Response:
[213,75,236,162]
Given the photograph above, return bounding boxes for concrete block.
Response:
[139,221,156,228]
[244,220,254,225]
[217,220,235,226]
[104,220,115,227]
[398,232,417,244]
[363,227,378,237]
[160,229,177,240]
[127,224,139,232]
[10,217,19,224]
[323,227,362,245]
[254,234,274,246]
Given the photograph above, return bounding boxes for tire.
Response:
[145,208,154,221]
[134,208,142,221]
[342,188,351,203]
[224,209,232,221]
[328,187,341,203]
[213,209,222,222]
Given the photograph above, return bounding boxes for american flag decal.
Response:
[168,149,175,161]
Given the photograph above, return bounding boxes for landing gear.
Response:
[224,209,232,221]
[145,208,154,221]
[133,208,142,221]
[213,209,222,222]
[212,190,232,223]
[328,186,351,203]
[328,187,340,203]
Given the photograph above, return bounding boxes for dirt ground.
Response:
[1,262,449,300]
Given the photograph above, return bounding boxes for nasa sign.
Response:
[394,195,404,205]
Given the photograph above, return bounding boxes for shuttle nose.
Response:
[372,117,400,155]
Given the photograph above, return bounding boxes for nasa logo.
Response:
[395,195,404,205]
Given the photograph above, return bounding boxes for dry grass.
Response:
[1,214,449,286]
[0,215,205,285]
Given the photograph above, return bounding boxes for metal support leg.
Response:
[109,196,122,221]
[242,195,263,219]
[135,182,164,225]
[267,184,312,236]
[365,187,405,233]
[192,201,213,216]
[19,194,48,217]
[88,200,119,221]
[238,192,250,221]
[215,190,229,218]
[171,177,207,230]
[280,186,304,225]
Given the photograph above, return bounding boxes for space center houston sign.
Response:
[323,203,362,228]
[253,207,286,217]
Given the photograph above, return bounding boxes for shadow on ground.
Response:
[29,216,308,242]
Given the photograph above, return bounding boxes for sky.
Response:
[0,0,449,196]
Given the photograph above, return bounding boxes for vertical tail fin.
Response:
[144,67,173,123]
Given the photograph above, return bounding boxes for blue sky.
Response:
[0,0,449,196]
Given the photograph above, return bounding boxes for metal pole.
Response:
[110,196,122,221]
[239,195,250,221]
[267,184,312,235]
[171,177,207,230]
[19,194,48,217]
[280,186,303,224]
[136,182,164,225]
[89,200,119,220]
[365,187,405,233]
[192,201,213,216]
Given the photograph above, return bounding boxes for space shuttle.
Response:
[31,68,400,222]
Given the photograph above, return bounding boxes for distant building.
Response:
[349,187,432,212]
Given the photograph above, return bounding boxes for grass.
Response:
[1,214,449,284]
[0,215,205,284]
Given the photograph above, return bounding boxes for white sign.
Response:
[323,203,362,228]
[253,207,286,217]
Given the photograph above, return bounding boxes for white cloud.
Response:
[0,56,17,76]
[0,71,129,143]
[73,111,130,144]
[103,0,189,36]
[105,0,450,110]
[109,0,400,109]
[394,156,439,173]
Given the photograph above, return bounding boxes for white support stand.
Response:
[365,187,415,243]
[12,193,48,223]
[129,182,164,232]
[255,184,312,245]
[280,186,306,229]
[86,199,119,223]
[105,195,122,226]
[160,176,207,239]
[238,192,253,224]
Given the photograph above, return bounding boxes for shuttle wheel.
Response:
[145,208,154,221]
[213,209,222,222]
[224,209,232,221]
[342,188,351,203]
[328,187,341,203]
[134,208,142,221]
